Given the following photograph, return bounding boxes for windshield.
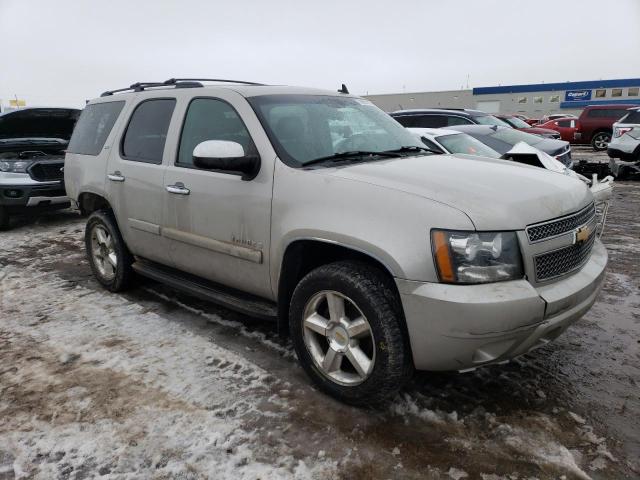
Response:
[473,115,512,127]
[436,133,501,158]
[489,128,544,146]
[247,95,425,166]
[503,116,530,128]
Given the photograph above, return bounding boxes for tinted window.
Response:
[67,102,124,155]
[177,98,255,167]
[557,120,572,127]
[446,116,473,126]
[587,108,629,118]
[393,115,416,127]
[619,110,640,124]
[410,115,447,128]
[122,99,176,163]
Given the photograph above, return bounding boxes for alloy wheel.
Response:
[302,290,375,386]
[90,225,117,280]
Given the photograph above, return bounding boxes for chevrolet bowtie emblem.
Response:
[575,225,592,244]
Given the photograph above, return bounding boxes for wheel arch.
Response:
[78,191,112,216]
[276,238,406,338]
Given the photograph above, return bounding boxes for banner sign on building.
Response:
[565,90,592,102]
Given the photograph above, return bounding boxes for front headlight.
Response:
[0,160,32,173]
[431,230,523,284]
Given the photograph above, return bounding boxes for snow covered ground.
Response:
[0,181,638,479]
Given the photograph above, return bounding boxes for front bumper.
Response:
[0,182,69,211]
[397,239,607,371]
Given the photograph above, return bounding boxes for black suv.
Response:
[390,108,512,129]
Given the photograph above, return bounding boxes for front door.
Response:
[106,97,176,264]
[163,95,273,299]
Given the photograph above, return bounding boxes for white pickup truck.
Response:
[64,79,607,404]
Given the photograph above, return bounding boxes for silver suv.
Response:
[65,79,607,404]
[608,107,640,178]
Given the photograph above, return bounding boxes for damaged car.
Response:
[0,107,80,229]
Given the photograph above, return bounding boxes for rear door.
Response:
[162,93,274,299]
[555,119,576,142]
[106,97,177,263]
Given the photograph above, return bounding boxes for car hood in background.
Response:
[327,154,592,230]
[521,127,560,137]
[0,108,80,141]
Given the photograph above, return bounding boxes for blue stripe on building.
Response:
[473,78,640,95]
[559,98,640,109]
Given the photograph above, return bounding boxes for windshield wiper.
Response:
[302,150,402,167]
[382,145,441,155]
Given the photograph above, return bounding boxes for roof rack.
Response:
[100,78,266,97]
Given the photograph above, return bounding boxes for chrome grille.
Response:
[526,203,595,243]
[533,232,596,281]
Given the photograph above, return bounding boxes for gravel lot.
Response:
[1,155,638,479]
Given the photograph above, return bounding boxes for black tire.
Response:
[289,261,413,405]
[591,131,611,151]
[0,206,10,231]
[85,210,134,292]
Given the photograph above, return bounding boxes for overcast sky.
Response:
[1,0,639,108]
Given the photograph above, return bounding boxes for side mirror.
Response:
[192,140,260,180]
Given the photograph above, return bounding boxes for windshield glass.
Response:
[248,95,425,166]
[436,133,501,158]
[503,116,530,128]
[473,115,512,127]
[489,128,544,146]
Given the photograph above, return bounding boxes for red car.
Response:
[495,114,561,139]
[574,104,637,151]
[536,118,579,143]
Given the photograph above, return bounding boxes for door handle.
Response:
[166,183,190,195]
[107,171,125,182]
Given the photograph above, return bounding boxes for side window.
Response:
[393,115,415,127]
[177,98,256,167]
[557,120,571,128]
[121,99,176,164]
[420,137,444,153]
[412,115,447,128]
[67,101,125,156]
[446,116,473,126]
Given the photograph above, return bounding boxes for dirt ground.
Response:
[0,155,638,479]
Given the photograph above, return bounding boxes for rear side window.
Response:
[393,115,417,127]
[411,115,447,128]
[122,99,176,164]
[557,120,572,127]
[67,101,124,155]
[177,98,255,167]
[619,110,640,124]
[446,116,473,126]
[587,108,629,119]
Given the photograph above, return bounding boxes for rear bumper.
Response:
[397,240,607,371]
[607,147,638,161]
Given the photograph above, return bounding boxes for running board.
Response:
[132,259,277,320]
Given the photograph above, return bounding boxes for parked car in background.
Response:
[409,127,612,202]
[538,113,578,124]
[390,108,512,128]
[495,114,561,139]
[65,79,607,405]
[574,104,637,151]
[511,114,540,126]
[607,107,640,178]
[536,117,579,143]
[0,107,80,229]
[448,124,573,167]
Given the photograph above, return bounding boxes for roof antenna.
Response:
[338,83,349,94]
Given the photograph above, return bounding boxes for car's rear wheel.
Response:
[289,261,412,405]
[85,210,133,292]
[592,131,611,151]
[0,206,10,230]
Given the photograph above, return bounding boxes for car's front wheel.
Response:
[591,131,611,151]
[289,261,412,405]
[85,210,133,292]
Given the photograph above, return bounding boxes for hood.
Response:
[326,154,592,230]
[0,108,80,142]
